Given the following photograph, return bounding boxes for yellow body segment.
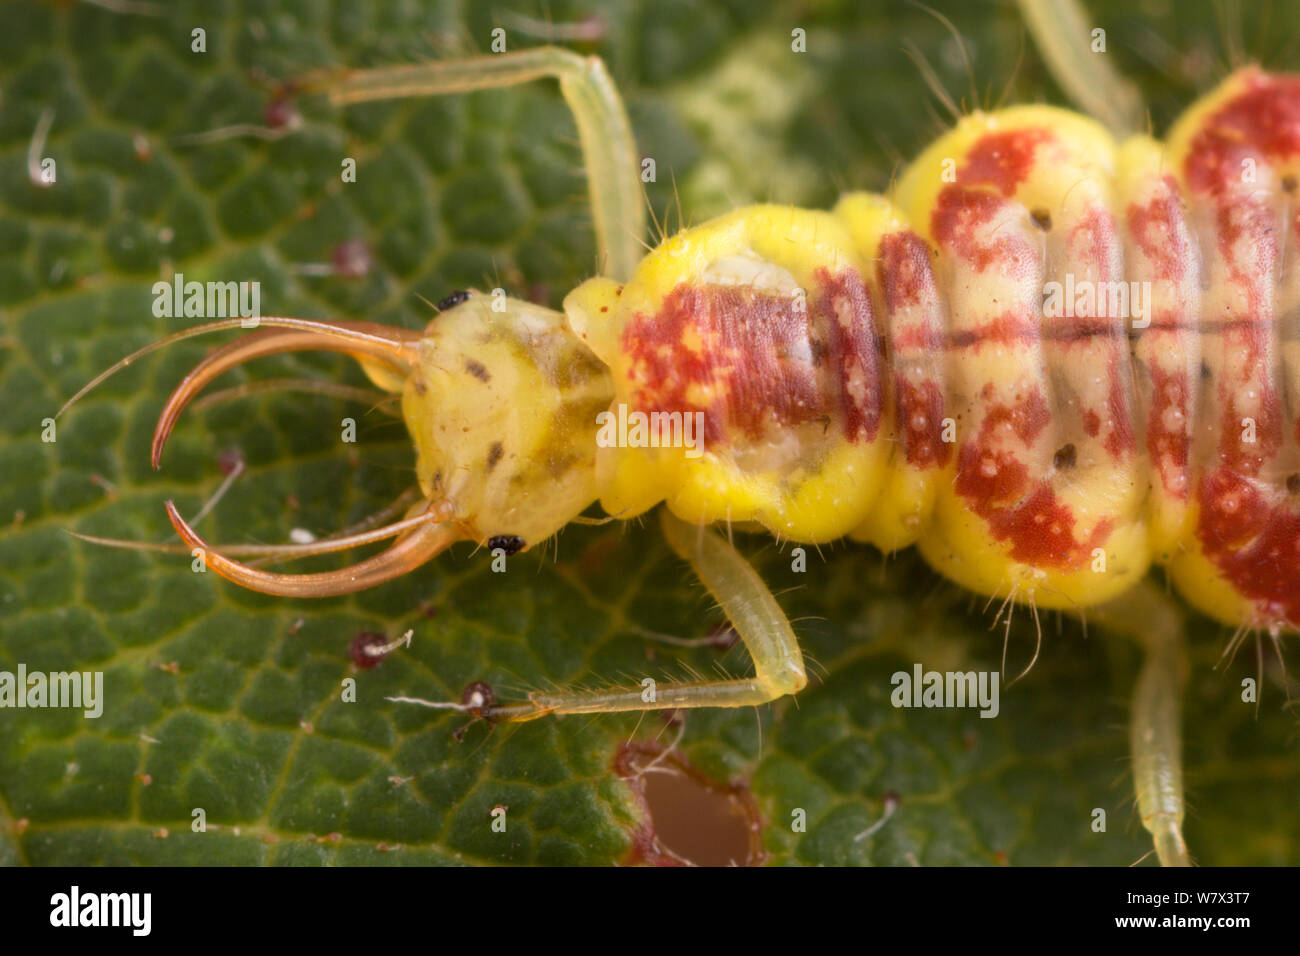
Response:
[567,205,895,542]
[565,69,1300,633]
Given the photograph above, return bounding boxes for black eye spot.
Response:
[1283,174,1298,193]
[1287,473,1300,495]
[464,359,491,382]
[1030,208,1052,231]
[437,290,472,311]
[1053,443,1077,470]
[486,442,504,470]
[488,535,525,555]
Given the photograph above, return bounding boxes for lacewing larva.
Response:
[59,1,1299,866]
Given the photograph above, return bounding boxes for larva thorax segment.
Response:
[400,291,612,551]
[566,204,900,544]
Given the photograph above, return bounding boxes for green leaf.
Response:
[1,0,1296,866]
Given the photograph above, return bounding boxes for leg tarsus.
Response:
[1094,581,1193,867]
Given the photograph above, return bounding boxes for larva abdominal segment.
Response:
[567,67,1300,636]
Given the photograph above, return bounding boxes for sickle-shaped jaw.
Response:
[62,315,462,597]
[150,317,421,468]
[146,316,450,597]
[166,499,459,597]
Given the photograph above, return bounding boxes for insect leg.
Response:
[1093,581,1192,866]
[1015,0,1143,136]
[485,508,807,722]
[305,48,643,280]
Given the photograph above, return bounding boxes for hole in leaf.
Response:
[615,738,762,866]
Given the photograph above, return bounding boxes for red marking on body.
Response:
[1067,205,1121,282]
[931,188,1037,273]
[1184,70,1300,197]
[1147,366,1191,496]
[930,128,1052,271]
[1126,183,1187,283]
[1215,197,1276,326]
[893,326,944,352]
[947,312,1038,349]
[897,378,950,468]
[1188,85,1280,394]
[955,388,1110,569]
[954,444,1112,569]
[1141,317,1196,332]
[1082,409,1100,438]
[1182,72,1298,622]
[948,317,1132,349]
[981,383,1051,444]
[1103,365,1137,459]
[817,269,884,443]
[621,268,881,446]
[1197,469,1300,627]
[1217,389,1283,478]
[879,231,937,311]
[959,128,1053,195]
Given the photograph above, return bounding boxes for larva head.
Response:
[65,294,613,598]
[564,205,893,543]
[399,290,612,550]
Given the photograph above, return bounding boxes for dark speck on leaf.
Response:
[349,631,391,669]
